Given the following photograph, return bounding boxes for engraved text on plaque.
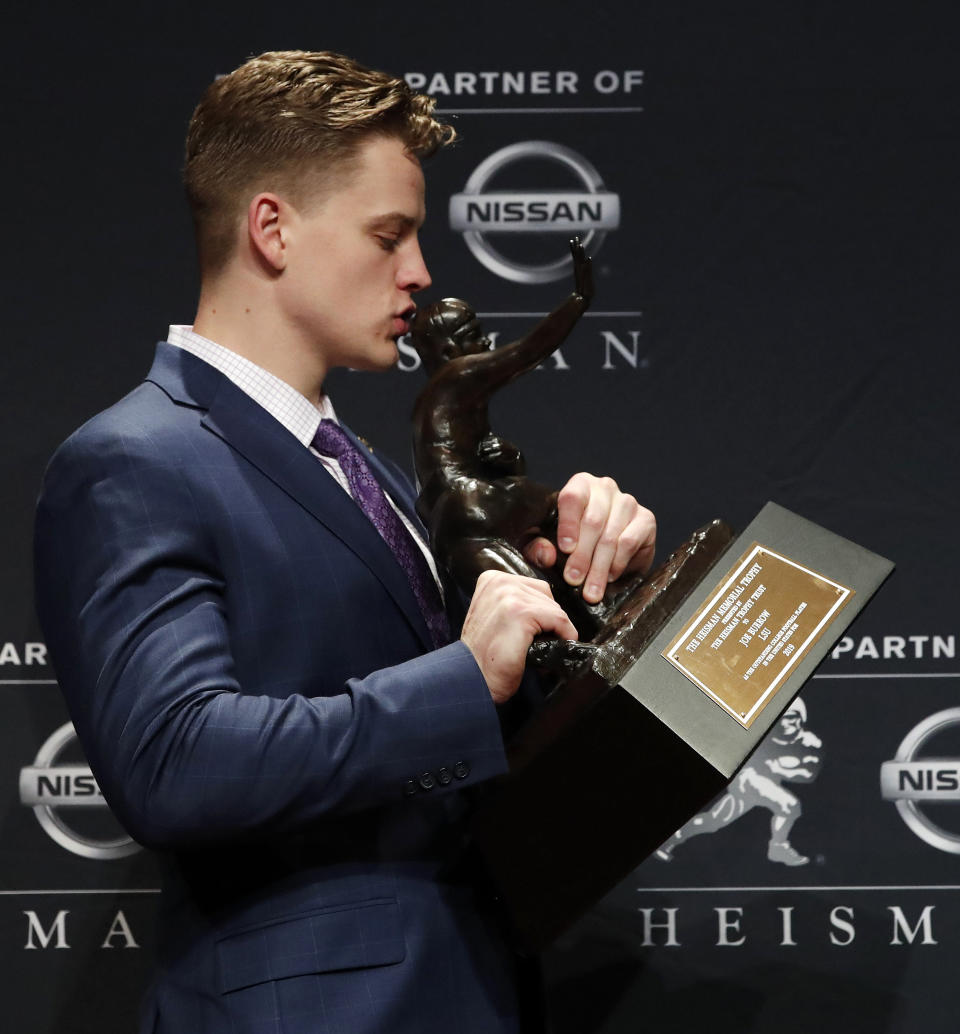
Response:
[662,543,854,727]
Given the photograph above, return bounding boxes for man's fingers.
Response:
[490,573,578,640]
[474,569,553,599]
[521,536,557,570]
[610,506,657,579]
[555,473,591,555]
[578,492,638,602]
[553,473,658,604]
[535,598,579,643]
[579,502,655,600]
[463,571,578,704]
[558,475,618,593]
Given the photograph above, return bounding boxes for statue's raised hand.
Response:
[570,237,594,303]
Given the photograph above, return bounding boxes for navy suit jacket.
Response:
[34,343,522,1034]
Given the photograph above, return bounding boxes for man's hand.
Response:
[523,473,656,604]
[461,571,579,704]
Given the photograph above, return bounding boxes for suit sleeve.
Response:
[33,428,508,850]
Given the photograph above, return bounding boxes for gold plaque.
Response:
[662,543,854,728]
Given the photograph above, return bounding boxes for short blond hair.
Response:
[184,50,455,274]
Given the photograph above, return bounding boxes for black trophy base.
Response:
[470,503,894,954]
[470,520,735,954]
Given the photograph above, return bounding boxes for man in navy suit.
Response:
[34,51,656,1033]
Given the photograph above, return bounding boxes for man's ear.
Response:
[247,192,287,272]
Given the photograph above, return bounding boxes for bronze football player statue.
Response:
[411,240,639,661]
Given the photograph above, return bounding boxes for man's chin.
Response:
[375,339,401,370]
[347,341,400,373]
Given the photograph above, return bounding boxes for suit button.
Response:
[418,771,436,791]
[403,779,418,797]
[437,767,453,786]
[452,761,470,780]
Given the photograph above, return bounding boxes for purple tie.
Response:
[312,419,449,649]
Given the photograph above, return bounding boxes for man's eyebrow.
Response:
[365,211,423,229]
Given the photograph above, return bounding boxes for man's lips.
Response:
[392,308,416,337]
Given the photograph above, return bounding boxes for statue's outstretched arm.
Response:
[466,239,593,392]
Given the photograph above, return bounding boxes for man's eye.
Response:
[377,236,400,251]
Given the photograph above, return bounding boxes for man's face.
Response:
[277,134,431,374]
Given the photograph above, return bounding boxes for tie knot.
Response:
[312,419,352,459]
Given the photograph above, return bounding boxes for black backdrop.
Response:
[3,3,959,1031]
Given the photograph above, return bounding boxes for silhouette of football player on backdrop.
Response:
[656,697,823,866]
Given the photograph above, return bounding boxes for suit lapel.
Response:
[338,425,423,531]
[146,343,433,650]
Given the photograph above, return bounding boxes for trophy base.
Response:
[469,503,893,953]
[471,520,736,953]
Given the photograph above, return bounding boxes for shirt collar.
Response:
[167,325,335,446]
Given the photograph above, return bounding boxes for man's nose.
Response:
[399,240,432,293]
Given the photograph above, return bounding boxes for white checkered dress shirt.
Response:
[167,326,441,588]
